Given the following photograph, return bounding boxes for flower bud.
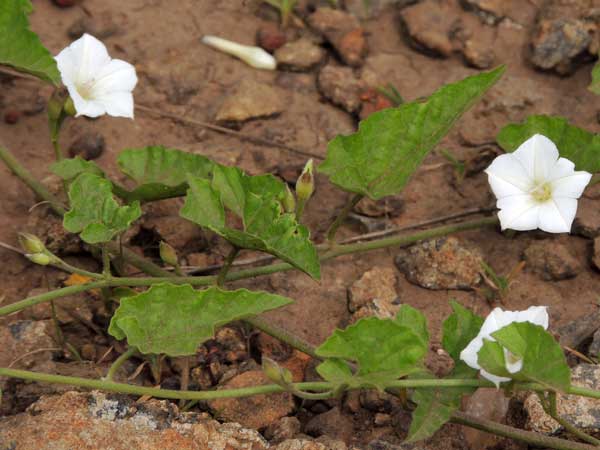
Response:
[262,357,293,387]
[201,35,277,70]
[47,89,66,123]
[63,97,76,117]
[18,233,45,254]
[159,241,178,267]
[26,253,53,266]
[282,184,296,213]
[296,159,314,203]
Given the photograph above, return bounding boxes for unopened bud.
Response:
[159,241,178,267]
[26,253,52,266]
[296,159,314,202]
[47,88,67,122]
[282,184,296,213]
[63,97,76,117]
[18,233,45,254]
[262,357,293,387]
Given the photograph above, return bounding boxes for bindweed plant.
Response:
[3,4,600,449]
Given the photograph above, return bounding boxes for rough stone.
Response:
[317,64,366,113]
[0,391,269,450]
[462,39,495,68]
[524,364,600,434]
[348,267,401,322]
[264,416,302,443]
[275,439,328,450]
[275,38,326,72]
[395,237,483,290]
[531,18,592,73]
[400,1,456,57]
[354,196,403,218]
[257,23,287,52]
[463,388,510,449]
[574,197,600,237]
[589,327,600,357]
[523,239,581,281]
[307,8,367,67]
[360,390,401,413]
[305,407,354,442]
[209,370,294,429]
[593,236,600,270]
[460,0,507,25]
[68,132,106,160]
[558,308,600,349]
[215,79,286,124]
[0,320,56,389]
[67,13,119,40]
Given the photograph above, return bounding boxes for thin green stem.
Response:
[216,247,239,287]
[3,366,600,408]
[105,347,137,382]
[53,258,103,280]
[0,146,66,215]
[326,193,363,242]
[451,410,598,450]
[0,217,500,319]
[245,316,319,359]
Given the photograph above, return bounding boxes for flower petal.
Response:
[537,198,576,233]
[497,195,540,231]
[514,306,549,329]
[64,34,111,85]
[512,134,559,181]
[485,153,532,197]
[96,91,135,118]
[480,369,511,387]
[460,337,483,371]
[550,171,592,199]
[63,79,106,118]
[503,349,524,374]
[92,59,138,96]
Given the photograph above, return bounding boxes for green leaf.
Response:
[497,115,600,173]
[477,339,511,379]
[0,0,60,84]
[181,165,320,279]
[589,60,600,95]
[51,157,104,181]
[117,146,214,201]
[491,322,571,392]
[407,363,478,442]
[318,66,505,200]
[63,173,141,244]
[442,301,484,362]
[315,317,428,390]
[108,284,292,356]
[395,304,429,349]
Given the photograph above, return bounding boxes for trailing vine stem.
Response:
[0,366,599,450]
[326,193,363,243]
[0,216,499,318]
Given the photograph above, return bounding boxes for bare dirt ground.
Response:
[2,0,600,449]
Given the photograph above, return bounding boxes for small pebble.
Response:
[68,132,106,160]
[4,110,20,124]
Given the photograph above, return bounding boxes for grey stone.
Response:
[523,239,581,281]
[524,364,600,434]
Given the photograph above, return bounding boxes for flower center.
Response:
[76,80,96,100]
[505,351,520,366]
[530,182,552,203]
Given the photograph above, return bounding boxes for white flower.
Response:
[485,134,591,233]
[460,306,549,386]
[55,34,137,118]
[201,35,277,70]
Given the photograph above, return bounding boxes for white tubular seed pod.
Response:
[201,35,277,70]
